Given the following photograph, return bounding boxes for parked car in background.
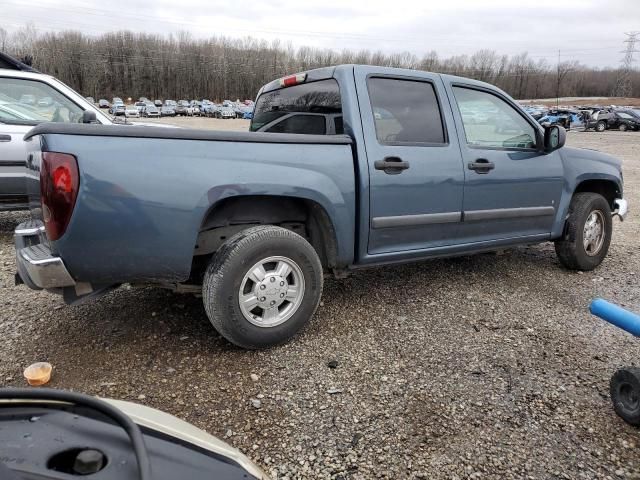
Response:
[176,100,192,116]
[204,103,219,117]
[112,97,123,105]
[190,100,202,116]
[160,105,176,116]
[219,106,235,119]
[98,98,110,108]
[14,65,627,350]
[604,111,640,131]
[154,99,163,107]
[125,105,139,117]
[134,101,147,113]
[142,104,160,117]
[0,52,112,211]
[109,104,126,116]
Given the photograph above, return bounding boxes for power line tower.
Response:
[613,31,640,98]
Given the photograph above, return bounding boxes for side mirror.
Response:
[82,110,98,124]
[544,125,566,153]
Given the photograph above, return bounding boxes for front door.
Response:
[355,67,466,255]
[445,83,564,243]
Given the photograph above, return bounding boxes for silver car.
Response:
[0,53,112,210]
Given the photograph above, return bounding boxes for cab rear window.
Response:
[250,79,342,134]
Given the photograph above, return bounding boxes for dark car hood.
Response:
[560,146,622,169]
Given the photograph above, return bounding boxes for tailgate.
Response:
[24,134,44,219]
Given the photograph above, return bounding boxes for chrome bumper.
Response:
[14,220,75,290]
[613,198,629,221]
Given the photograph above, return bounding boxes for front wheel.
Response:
[619,124,628,132]
[554,192,612,270]
[202,226,323,349]
[595,121,607,132]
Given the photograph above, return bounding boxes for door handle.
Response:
[374,156,410,175]
[468,159,495,174]
[0,135,11,142]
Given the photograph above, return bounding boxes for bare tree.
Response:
[2,24,635,101]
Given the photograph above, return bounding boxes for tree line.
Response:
[1,25,637,102]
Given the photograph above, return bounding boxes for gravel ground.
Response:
[1,129,639,479]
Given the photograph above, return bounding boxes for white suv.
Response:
[0,53,112,210]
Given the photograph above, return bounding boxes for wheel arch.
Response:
[573,178,621,208]
[552,175,622,238]
[196,194,340,270]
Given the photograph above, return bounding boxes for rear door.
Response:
[445,81,564,242]
[354,66,465,254]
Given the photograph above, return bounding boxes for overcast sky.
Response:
[2,0,639,68]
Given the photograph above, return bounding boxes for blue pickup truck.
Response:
[15,65,628,349]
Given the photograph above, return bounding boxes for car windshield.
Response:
[617,112,634,119]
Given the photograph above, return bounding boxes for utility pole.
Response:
[613,31,640,98]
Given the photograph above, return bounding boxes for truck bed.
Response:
[23,123,356,285]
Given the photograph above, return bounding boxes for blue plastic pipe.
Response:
[590,298,640,337]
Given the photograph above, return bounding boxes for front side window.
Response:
[367,77,445,145]
[0,77,85,126]
[452,86,537,149]
[251,79,342,134]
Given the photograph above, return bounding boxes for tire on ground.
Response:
[554,192,612,271]
[610,368,640,426]
[202,225,323,349]
[596,121,607,132]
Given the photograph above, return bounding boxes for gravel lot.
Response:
[1,126,639,479]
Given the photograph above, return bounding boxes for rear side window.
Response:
[251,79,342,134]
[367,77,445,145]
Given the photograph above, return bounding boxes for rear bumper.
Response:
[14,220,75,290]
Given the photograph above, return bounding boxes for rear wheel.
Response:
[202,226,323,349]
[554,192,612,271]
[619,124,628,132]
[595,121,607,132]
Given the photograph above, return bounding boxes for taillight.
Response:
[279,73,307,88]
[40,152,79,241]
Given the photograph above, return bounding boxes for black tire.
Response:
[596,121,607,132]
[554,192,612,271]
[619,124,628,132]
[202,226,323,349]
[610,368,640,426]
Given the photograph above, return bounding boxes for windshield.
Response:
[617,112,634,119]
[250,78,342,134]
[0,77,86,126]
